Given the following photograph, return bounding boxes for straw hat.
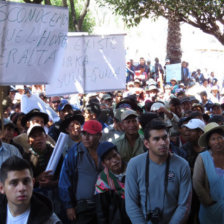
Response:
[198,122,224,148]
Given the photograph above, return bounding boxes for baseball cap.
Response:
[114,108,127,122]
[121,109,138,121]
[184,119,205,131]
[58,99,73,112]
[150,102,165,112]
[27,124,46,137]
[97,142,117,160]
[82,120,102,134]
[102,94,112,101]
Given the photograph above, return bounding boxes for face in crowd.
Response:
[66,120,82,140]
[144,128,170,159]
[28,128,47,153]
[50,96,61,112]
[102,149,122,174]
[122,115,139,136]
[81,131,102,150]
[28,116,45,128]
[0,169,34,215]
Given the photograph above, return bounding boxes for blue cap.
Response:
[58,99,72,112]
[97,142,117,160]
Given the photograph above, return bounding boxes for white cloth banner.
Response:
[166,63,181,82]
[46,33,126,96]
[21,94,59,122]
[0,1,68,85]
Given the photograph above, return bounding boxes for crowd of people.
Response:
[0,56,224,223]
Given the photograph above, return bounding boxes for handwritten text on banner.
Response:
[0,1,68,84]
[46,34,126,95]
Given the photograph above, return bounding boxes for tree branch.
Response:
[62,0,68,7]
[69,0,79,31]
[78,0,90,30]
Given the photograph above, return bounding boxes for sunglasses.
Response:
[52,100,61,104]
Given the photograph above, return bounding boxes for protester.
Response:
[193,122,224,224]
[125,119,192,223]
[24,124,64,220]
[95,142,131,224]
[13,109,55,153]
[101,108,125,142]
[50,96,61,113]
[10,112,26,135]
[0,156,62,223]
[48,100,74,141]
[181,119,206,223]
[113,109,145,163]
[60,112,85,155]
[59,120,103,224]
[2,121,24,156]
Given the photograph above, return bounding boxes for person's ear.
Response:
[144,139,150,150]
[0,182,5,194]
[32,178,35,186]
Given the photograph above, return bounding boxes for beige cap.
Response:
[121,109,138,121]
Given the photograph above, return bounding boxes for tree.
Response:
[166,13,182,63]
[23,0,95,32]
[97,0,224,45]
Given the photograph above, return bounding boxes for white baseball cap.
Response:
[184,119,205,131]
[150,102,165,112]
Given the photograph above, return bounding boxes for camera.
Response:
[146,207,162,224]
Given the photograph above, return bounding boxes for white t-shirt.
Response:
[7,205,30,224]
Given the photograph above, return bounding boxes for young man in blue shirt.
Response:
[125,119,192,224]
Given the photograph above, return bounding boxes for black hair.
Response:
[0,156,33,183]
[144,119,167,140]
[139,112,159,130]
[208,115,224,124]
[169,97,181,106]
[203,114,210,123]
[189,111,203,119]
[200,91,207,96]
[86,103,101,115]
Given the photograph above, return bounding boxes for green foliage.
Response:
[97,0,224,44]
[51,0,95,33]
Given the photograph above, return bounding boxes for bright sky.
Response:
[90,1,224,81]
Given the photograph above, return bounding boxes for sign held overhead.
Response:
[0,1,68,85]
[46,33,126,96]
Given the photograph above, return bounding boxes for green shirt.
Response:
[113,133,145,163]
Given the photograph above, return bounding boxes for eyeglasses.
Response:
[52,100,60,104]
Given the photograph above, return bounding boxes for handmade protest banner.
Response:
[0,1,68,85]
[46,33,126,95]
[165,63,181,82]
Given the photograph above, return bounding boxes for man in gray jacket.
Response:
[125,119,192,224]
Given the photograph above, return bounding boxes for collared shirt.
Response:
[0,142,22,167]
[113,133,145,163]
[59,142,103,209]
